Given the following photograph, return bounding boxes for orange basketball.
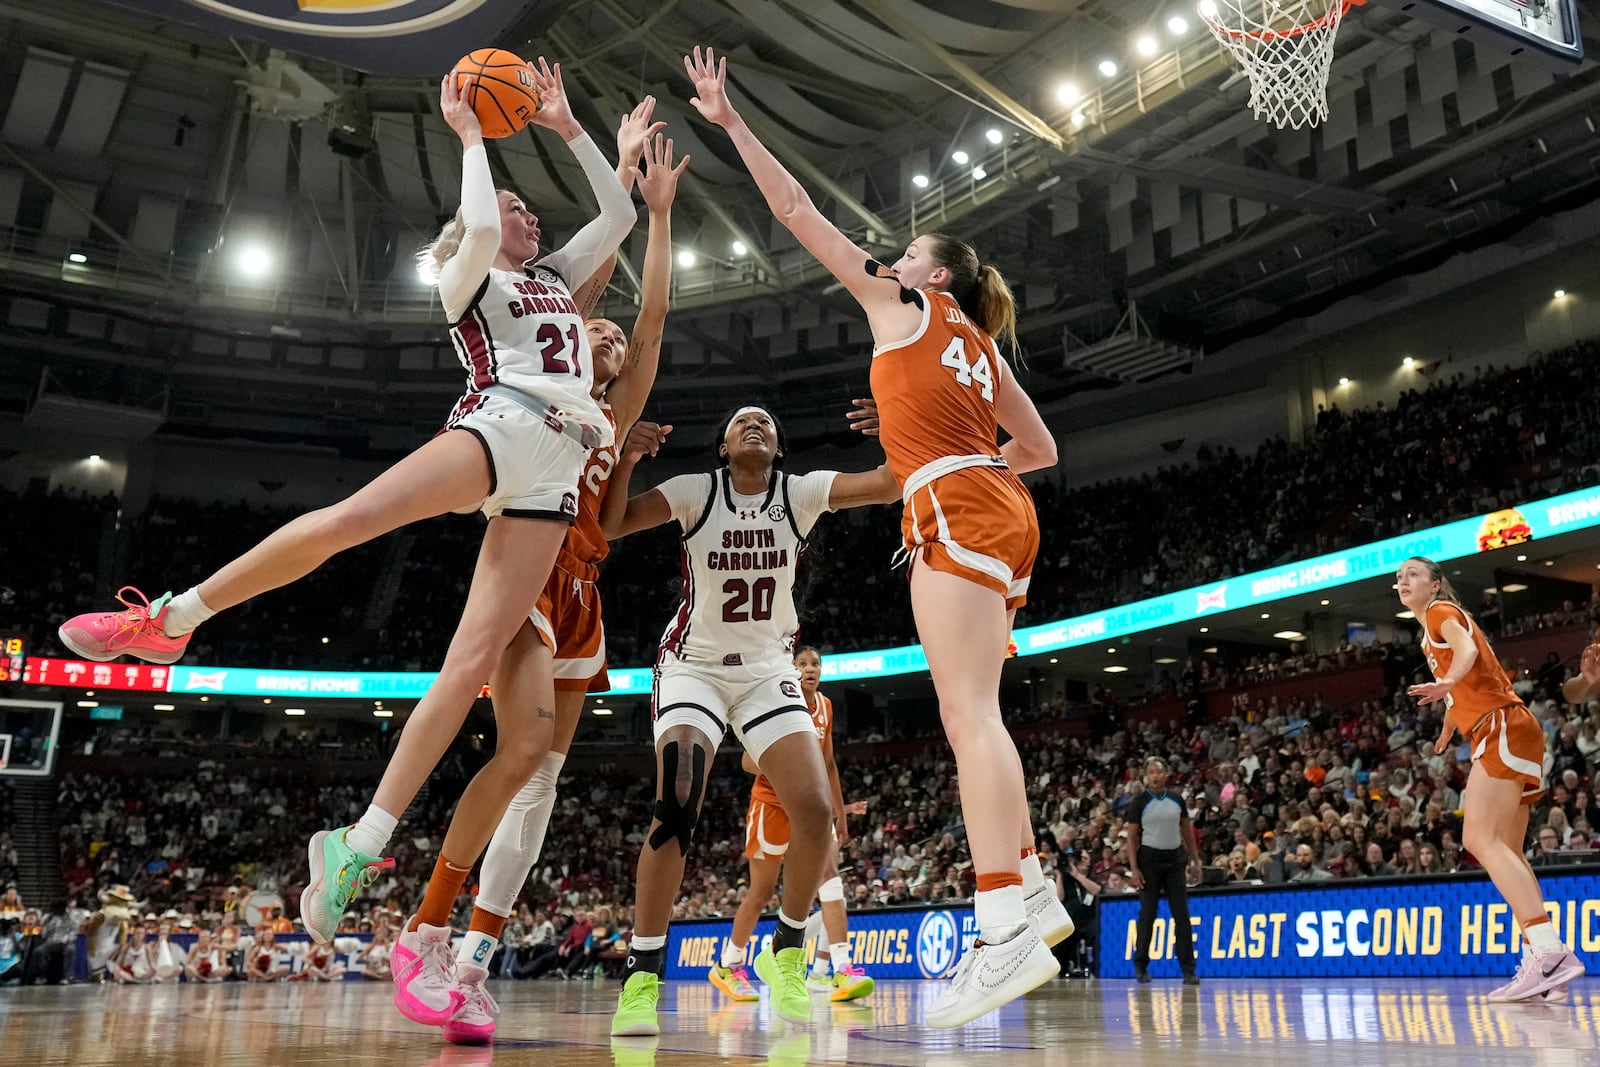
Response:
[450,48,541,139]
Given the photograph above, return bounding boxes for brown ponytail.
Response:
[1407,556,1462,606]
[925,232,1021,360]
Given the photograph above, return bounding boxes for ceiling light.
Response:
[1098,59,1119,77]
[1484,586,1500,594]
[1072,112,1088,128]
[321,636,330,644]
[262,699,271,705]
[1104,665,1129,674]
[912,173,930,189]
[1169,14,1190,34]
[1136,36,1159,56]
[1396,611,1415,620]
[236,246,272,278]
[1049,658,1059,664]
[676,250,697,268]
[87,454,101,462]
[77,700,98,708]
[1056,83,1081,106]
[731,240,748,256]
[1203,646,1219,654]
[1107,647,1116,654]
[1545,560,1555,567]
[1273,631,1307,641]
[1199,0,1219,16]
[374,709,394,718]
[952,149,969,165]
[971,166,987,180]
[200,696,209,702]
[68,252,88,264]
[591,708,613,716]
[1199,627,1209,633]
[1155,657,1177,664]
[1502,583,1529,592]
[1403,356,1415,368]
[1320,599,1330,606]
[1338,376,1350,386]
[154,704,175,711]
[1516,554,1528,562]
[1554,289,1567,299]
[284,708,306,716]
[415,261,434,285]
[1259,613,1271,619]
[986,128,1003,144]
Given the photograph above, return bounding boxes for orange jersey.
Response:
[557,405,619,579]
[869,289,1007,487]
[750,691,832,806]
[1422,600,1522,737]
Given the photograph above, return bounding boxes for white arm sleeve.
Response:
[787,470,839,535]
[656,474,715,531]
[538,132,636,286]
[437,145,501,321]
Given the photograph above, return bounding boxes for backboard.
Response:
[1404,0,1584,66]
[0,699,63,778]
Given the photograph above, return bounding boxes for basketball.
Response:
[449,48,540,139]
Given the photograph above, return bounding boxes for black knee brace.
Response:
[648,740,707,853]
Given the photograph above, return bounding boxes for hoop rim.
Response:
[1200,0,1363,42]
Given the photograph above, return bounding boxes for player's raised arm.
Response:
[570,96,667,316]
[683,47,917,340]
[994,359,1058,474]
[598,420,674,540]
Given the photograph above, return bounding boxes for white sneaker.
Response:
[806,969,833,993]
[925,926,1058,1029]
[392,923,464,1026]
[1025,886,1075,948]
[443,963,499,1045]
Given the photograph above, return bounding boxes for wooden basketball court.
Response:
[2,976,1596,1065]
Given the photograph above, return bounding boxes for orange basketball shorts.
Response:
[744,795,791,860]
[1467,703,1545,804]
[901,465,1039,610]
[528,561,609,694]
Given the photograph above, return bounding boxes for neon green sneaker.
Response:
[611,972,662,1037]
[299,826,394,943]
[753,946,812,1024]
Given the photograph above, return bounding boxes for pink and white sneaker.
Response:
[58,587,190,664]
[393,923,465,1026]
[443,963,498,1045]
[1487,948,1586,1003]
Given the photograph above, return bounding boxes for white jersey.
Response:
[447,264,610,443]
[656,468,838,665]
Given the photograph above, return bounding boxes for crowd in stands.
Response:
[5,339,1600,672]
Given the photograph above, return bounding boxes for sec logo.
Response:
[767,504,787,522]
[916,910,959,978]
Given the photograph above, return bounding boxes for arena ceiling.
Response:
[1,0,1599,447]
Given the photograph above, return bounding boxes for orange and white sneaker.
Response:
[58,587,190,664]
[707,963,758,1002]
[828,965,874,1003]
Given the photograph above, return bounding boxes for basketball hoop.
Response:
[1198,0,1365,130]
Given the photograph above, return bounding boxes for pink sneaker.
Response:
[393,923,465,1026]
[442,963,498,1045]
[1488,948,1586,1002]
[58,587,190,664]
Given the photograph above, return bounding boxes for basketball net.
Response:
[1198,0,1364,130]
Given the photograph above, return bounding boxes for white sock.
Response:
[830,941,852,972]
[1020,853,1045,895]
[343,805,397,856]
[629,934,667,952]
[974,885,1027,944]
[1524,920,1563,954]
[456,931,497,970]
[162,587,215,638]
[720,939,745,968]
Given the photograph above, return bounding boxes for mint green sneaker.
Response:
[299,826,393,943]
[611,972,662,1037]
[753,947,812,1024]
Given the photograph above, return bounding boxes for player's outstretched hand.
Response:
[622,420,672,463]
[684,46,738,128]
[439,75,481,143]
[846,397,880,436]
[526,57,580,139]
[616,96,666,171]
[636,134,690,213]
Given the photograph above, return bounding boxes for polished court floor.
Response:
[4,976,1600,1066]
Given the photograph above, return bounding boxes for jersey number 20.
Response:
[722,577,776,622]
[939,338,994,401]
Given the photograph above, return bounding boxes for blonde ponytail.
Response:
[416,209,466,286]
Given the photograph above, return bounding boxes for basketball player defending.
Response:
[686,47,1068,1028]
[708,645,873,1004]
[604,406,898,1035]
[1399,557,1585,1001]
[58,60,637,964]
[394,131,687,1045]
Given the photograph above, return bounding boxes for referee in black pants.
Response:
[1127,757,1201,985]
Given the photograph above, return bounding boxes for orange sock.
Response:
[1523,915,1551,928]
[410,855,471,931]
[470,906,508,940]
[1020,847,1037,860]
[976,871,1024,892]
